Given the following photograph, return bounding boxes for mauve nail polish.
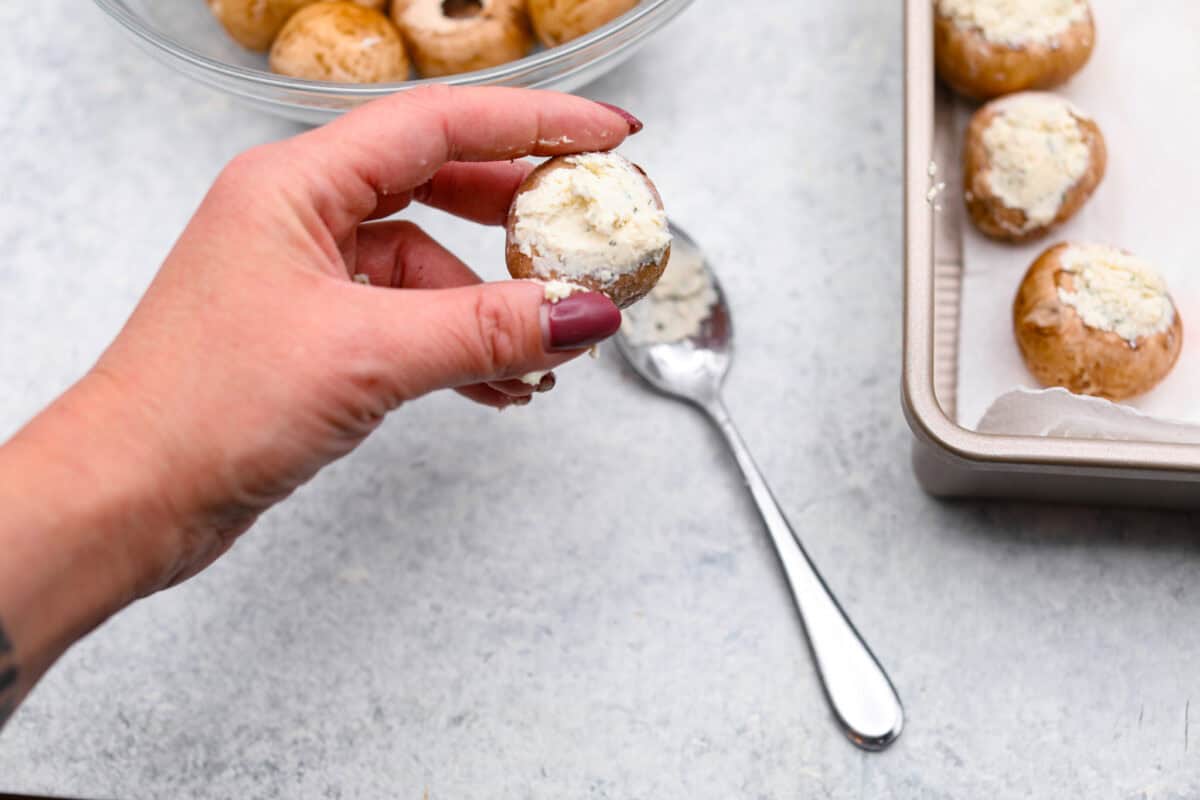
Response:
[594,101,644,135]
[547,293,622,351]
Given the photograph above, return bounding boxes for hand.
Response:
[112,86,639,587]
[0,87,638,674]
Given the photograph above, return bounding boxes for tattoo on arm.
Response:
[0,620,16,730]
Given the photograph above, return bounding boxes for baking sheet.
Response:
[954,0,1200,430]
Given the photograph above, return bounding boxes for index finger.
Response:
[289,85,637,236]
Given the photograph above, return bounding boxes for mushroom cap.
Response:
[1013,243,1183,400]
[527,0,639,47]
[269,2,410,83]
[934,2,1096,101]
[963,93,1106,242]
[391,0,533,77]
[505,154,671,310]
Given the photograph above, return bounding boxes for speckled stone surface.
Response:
[3,2,1200,798]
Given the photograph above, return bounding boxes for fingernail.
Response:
[594,101,643,135]
[546,292,622,351]
[513,395,532,407]
[536,372,556,393]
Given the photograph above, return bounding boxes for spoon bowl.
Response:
[616,225,733,405]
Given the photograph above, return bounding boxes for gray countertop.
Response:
[3,2,1200,798]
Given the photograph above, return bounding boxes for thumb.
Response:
[375,281,622,399]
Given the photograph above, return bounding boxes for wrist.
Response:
[0,371,185,669]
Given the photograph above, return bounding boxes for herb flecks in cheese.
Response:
[512,152,671,288]
[981,94,1090,232]
[1057,245,1174,345]
[937,0,1088,46]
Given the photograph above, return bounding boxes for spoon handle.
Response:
[703,398,904,751]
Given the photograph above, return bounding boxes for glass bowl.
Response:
[93,0,693,125]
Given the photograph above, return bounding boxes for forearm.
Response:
[0,372,180,728]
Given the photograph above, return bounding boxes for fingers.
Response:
[291,85,637,236]
[365,281,621,400]
[363,161,533,224]
[352,219,479,289]
[350,221,559,398]
[455,383,531,410]
[455,371,554,409]
[491,372,556,397]
[412,160,534,226]
[363,189,415,223]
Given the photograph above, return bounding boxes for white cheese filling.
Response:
[519,279,588,386]
[937,0,1088,46]
[1057,244,1174,345]
[981,93,1090,232]
[511,152,671,287]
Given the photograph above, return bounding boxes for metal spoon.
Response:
[616,223,904,751]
